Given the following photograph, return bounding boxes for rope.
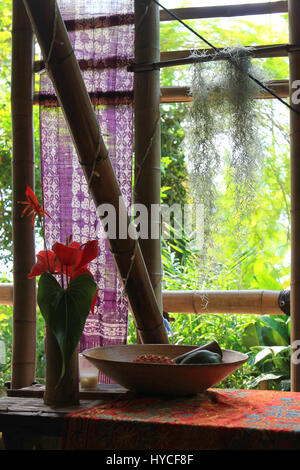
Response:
[151,0,300,117]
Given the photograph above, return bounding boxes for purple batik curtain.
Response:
[39,0,134,377]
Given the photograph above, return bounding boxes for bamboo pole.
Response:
[34,44,295,75]
[160,44,295,62]
[25,1,288,35]
[0,284,14,306]
[0,284,285,315]
[160,2,288,21]
[160,81,290,103]
[129,45,300,73]
[134,0,162,313]
[32,80,290,107]
[289,0,300,391]
[162,290,283,315]
[22,0,168,344]
[11,0,36,389]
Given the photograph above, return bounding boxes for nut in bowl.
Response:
[83,342,248,396]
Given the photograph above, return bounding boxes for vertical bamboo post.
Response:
[289,0,300,391]
[11,0,36,388]
[134,0,162,311]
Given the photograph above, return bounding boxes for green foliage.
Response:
[0,305,12,394]
[241,315,291,389]
[161,103,188,208]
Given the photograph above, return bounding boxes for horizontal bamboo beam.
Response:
[0,284,14,306]
[160,80,289,102]
[130,44,297,73]
[0,284,284,315]
[33,80,289,106]
[162,290,283,315]
[160,44,293,62]
[32,2,287,34]
[33,44,293,75]
[160,2,288,21]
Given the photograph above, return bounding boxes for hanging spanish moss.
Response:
[187,47,267,256]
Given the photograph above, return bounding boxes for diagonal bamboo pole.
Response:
[11,0,36,389]
[22,0,168,344]
[289,0,300,391]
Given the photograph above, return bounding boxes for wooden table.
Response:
[0,384,127,450]
[2,387,300,450]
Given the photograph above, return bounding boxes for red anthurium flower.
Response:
[52,242,82,267]
[75,240,99,270]
[18,185,50,227]
[28,250,59,278]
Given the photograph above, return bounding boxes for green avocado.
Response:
[178,349,222,365]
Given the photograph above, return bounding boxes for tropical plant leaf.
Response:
[37,272,97,385]
[251,347,273,365]
[247,372,285,388]
[260,315,290,346]
[241,322,264,348]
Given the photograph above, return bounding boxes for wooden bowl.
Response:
[83,344,248,396]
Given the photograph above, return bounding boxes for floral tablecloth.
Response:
[61,388,300,450]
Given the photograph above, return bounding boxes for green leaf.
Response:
[252,347,272,365]
[37,273,97,385]
[241,322,264,349]
[260,316,290,346]
[247,372,285,388]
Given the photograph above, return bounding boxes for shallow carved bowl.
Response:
[83,344,248,396]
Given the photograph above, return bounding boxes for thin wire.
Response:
[152,0,300,117]
[153,0,218,52]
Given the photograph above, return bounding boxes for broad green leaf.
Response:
[247,372,284,388]
[260,315,290,346]
[37,272,97,385]
[241,322,264,349]
[252,347,272,365]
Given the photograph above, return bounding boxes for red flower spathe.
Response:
[28,240,99,313]
[18,185,50,227]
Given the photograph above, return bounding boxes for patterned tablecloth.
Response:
[61,388,300,450]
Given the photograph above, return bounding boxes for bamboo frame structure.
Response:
[32,80,289,106]
[22,0,168,344]
[7,0,294,391]
[159,1,288,21]
[129,45,298,73]
[134,0,162,312]
[289,0,300,392]
[34,43,294,75]
[160,80,289,103]
[0,284,284,315]
[162,290,283,316]
[24,1,288,37]
[161,44,294,62]
[11,0,36,389]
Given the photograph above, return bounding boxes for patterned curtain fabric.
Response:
[39,0,134,378]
